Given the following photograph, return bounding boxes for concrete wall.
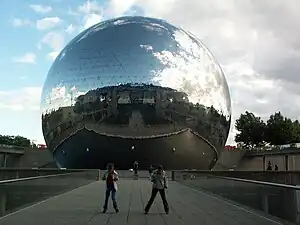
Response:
[288,155,300,171]
[0,148,54,168]
[0,153,22,168]
[213,148,300,171]
[17,148,54,168]
[0,154,4,166]
[226,153,300,171]
[213,149,246,170]
[237,156,265,171]
[265,155,287,171]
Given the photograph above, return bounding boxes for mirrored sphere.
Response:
[40,16,231,170]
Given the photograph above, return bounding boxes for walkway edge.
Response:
[181,182,284,225]
[0,181,97,221]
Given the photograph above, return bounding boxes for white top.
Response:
[102,170,119,190]
[150,170,168,189]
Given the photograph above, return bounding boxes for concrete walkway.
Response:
[0,179,286,225]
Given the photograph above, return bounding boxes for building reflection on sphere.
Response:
[40,16,231,170]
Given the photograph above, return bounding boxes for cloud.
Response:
[99,0,297,145]
[30,4,52,14]
[46,0,299,145]
[0,86,42,111]
[41,31,64,50]
[67,8,80,16]
[74,0,138,30]
[11,18,33,27]
[0,87,44,144]
[81,13,102,30]
[47,51,60,61]
[12,52,36,64]
[69,0,133,33]
[44,1,105,57]
[65,24,76,34]
[36,17,62,30]
[106,0,138,16]
[75,1,104,31]
[40,31,65,60]
[6,0,298,146]
[39,1,103,61]
[77,0,103,14]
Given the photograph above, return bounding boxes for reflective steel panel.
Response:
[40,16,231,169]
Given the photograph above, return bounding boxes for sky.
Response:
[0,0,300,145]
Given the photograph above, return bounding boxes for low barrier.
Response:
[172,170,300,224]
[0,168,100,181]
[0,169,172,181]
[171,170,300,185]
[99,170,171,179]
[0,170,99,217]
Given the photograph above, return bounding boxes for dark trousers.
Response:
[103,186,118,210]
[145,188,169,212]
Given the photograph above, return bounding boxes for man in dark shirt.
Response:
[102,163,119,213]
[133,161,139,179]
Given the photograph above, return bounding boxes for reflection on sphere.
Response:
[40,16,231,170]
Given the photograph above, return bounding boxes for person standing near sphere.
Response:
[144,165,169,214]
[133,161,139,180]
[148,165,154,178]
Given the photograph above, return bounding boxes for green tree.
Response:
[291,120,300,143]
[0,135,12,145]
[265,112,296,145]
[235,111,266,148]
[0,134,31,147]
[12,135,31,147]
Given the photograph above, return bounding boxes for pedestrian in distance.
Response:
[133,161,139,180]
[148,165,154,179]
[148,165,154,174]
[267,161,272,171]
[102,163,119,213]
[144,165,169,214]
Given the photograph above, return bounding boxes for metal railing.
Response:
[0,169,170,181]
[0,170,99,217]
[172,170,300,224]
[0,168,99,181]
[98,170,171,179]
[171,170,300,185]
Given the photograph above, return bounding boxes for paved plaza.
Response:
[0,179,285,225]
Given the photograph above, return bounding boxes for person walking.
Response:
[144,165,169,214]
[102,163,119,213]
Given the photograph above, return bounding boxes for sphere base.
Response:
[53,128,217,170]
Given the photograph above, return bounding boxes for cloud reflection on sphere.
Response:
[40,16,231,170]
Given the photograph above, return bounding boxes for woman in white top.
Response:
[144,165,169,214]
